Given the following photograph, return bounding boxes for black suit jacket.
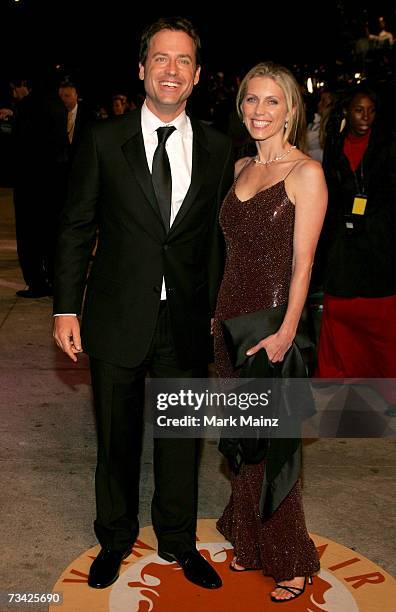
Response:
[69,103,94,162]
[56,102,94,165]
[54,108,234,368]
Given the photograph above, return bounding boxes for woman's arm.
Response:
[247,159,328,362]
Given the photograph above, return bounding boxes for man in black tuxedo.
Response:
[53,17,233,590]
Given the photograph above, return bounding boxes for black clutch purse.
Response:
[221,303,313,374]
[218,303,315,466]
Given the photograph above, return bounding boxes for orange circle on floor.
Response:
[51,519,396,611]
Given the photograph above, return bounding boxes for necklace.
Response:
[254,145,296,165]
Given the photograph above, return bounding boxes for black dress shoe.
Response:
[88,548,132,589]
[158,549,222,589]
[16,286,52,298]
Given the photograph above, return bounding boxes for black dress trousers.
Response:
[89,302,206,553]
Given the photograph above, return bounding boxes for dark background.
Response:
[1,0,395,102]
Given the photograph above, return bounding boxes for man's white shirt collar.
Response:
[141,101,189,138]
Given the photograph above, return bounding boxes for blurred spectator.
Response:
[0,79,31,122]
[58,80,92,158]
[306,89,336,162]
[111,94,130,115]
[95,103,109,120]
[0,80,30,186]
[368,15,394,48]
[316,86,396,415]
[376,15,394,47]
[47,80,94,283]
[354,21,371,64]
[9,78,54,297]
[110,92,138,116]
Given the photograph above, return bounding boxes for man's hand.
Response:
[53,316,83,362]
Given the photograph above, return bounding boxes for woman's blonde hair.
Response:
[236,62,306,150]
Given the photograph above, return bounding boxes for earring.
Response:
[284,119,288,129]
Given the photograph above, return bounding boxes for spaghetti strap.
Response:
[235,157,254,180]
[282,158,306,182]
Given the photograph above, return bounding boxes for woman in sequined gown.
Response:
[213,62,327,603]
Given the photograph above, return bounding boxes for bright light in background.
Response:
[307,77,314,94]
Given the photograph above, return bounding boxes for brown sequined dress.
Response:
[214,168,320,581]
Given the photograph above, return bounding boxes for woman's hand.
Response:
[246,330,294,363]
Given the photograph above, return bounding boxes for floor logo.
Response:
[51,519,395,611]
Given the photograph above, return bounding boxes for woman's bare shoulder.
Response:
[296,150,322,172]
[285,153,326,206]
[292,154,324,180]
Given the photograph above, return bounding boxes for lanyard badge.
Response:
[345,195,367,233]
[352,194,368,215]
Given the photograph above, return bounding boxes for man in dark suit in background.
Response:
[53,17,233,590]
[43,80,93,288]
[9,79,54,297]
[58,80,92,162]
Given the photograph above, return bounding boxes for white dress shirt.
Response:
[141,101,193,299]
[67,104,78,143]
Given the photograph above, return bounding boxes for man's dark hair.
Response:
[58,80,78,91]
[139,16,201,66]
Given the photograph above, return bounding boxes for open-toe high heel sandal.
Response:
[270,576,313,603]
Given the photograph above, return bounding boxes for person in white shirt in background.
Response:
[306,89,336,163]
[370,15,394,47]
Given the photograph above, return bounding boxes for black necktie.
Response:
[152,126,176,230]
